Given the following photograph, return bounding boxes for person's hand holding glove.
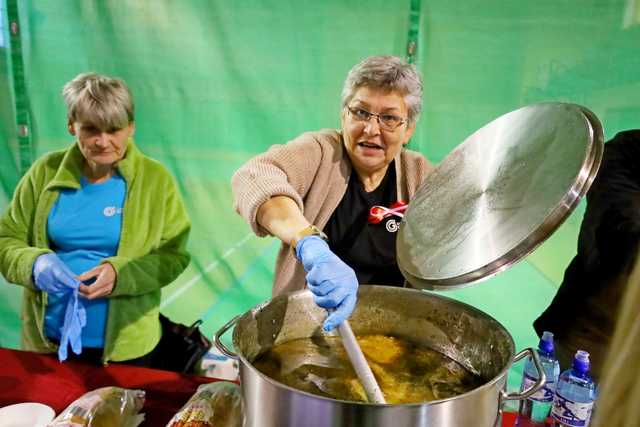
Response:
[296,236,358,331]
[33,253,82,294]
[32,253,86,361]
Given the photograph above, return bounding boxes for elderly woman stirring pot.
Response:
[232,55,433,331]
[0,73,190,364]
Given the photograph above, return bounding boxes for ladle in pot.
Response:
[335,319,386,404]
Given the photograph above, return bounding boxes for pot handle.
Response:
[214,315,240,360]
[500,347,547,402]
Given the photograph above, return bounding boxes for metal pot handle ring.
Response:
[214,315,240,360]
[500,347,546,402]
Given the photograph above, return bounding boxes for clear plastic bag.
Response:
[166,381,243,427]
[47,386,145,427]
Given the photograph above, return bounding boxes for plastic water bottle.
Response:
[551,350,597,427]
[516,331,561,426]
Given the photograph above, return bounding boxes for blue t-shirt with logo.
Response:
[45,173,126,348]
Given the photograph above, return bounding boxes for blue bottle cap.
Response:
[539,331,555,355]
[573,350,590,374]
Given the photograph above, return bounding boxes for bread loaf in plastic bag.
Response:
[47,386,145,427]
[167,381,243,427]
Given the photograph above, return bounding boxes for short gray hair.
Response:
[62,72,134,130]
[341,55,423,123]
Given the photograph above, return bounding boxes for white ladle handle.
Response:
[337,320,386,404]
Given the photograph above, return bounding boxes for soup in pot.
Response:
[253,334,483,404]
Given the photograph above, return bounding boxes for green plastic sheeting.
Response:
[1,1,639,396]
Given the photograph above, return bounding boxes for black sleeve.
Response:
[581,130,640,280]
[535,130,640,336]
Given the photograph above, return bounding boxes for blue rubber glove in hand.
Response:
[32,253,86,361]
[33,253,82,294]
[58,290,87,361]
[296,236,358,331]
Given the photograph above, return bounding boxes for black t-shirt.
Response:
[324,162,406,286]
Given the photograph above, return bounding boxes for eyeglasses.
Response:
[347,106,407,131]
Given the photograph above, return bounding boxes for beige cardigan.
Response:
[232,129,433,296]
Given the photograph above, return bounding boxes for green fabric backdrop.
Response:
[1,0,639,393]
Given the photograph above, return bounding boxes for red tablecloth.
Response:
[0,347,221,425]
[502,413,552,427]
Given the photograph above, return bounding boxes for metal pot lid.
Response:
[397,102,604,290]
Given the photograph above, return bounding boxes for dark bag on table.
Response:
[154,314,212,374]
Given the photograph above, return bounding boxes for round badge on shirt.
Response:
[103,206,123,217]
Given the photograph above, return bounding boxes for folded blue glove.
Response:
[33,253,82,294]
[296,236,358,331]
[58,289,87,361]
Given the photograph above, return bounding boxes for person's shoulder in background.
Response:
[603,129,640,162]
[607,129,640,144]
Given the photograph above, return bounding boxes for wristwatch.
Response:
[292,225,328,251]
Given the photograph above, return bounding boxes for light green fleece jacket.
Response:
[0,139,191,362]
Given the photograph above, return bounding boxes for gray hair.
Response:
[341,55,423,123]
[62,72,134,130]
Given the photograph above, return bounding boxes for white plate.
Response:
[0,402,55,427]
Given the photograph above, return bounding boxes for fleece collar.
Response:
[44,138,139,191]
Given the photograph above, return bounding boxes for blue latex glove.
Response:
[32,253,86,361]
[296,236,358,331]
[58,290,87,361]
[32,253,82,294]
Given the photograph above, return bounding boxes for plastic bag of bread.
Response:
[167,381,243,427]
[47,386,145,427]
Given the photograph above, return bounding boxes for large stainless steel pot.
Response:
[215,285,545,427]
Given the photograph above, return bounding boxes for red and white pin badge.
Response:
[368,200,408,224]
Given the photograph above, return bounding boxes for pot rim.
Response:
[233,285,516,407]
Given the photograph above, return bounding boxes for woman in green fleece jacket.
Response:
[0,73,190,364]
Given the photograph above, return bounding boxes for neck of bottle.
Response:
[538,331,555,358]
[538,342,554,358]
[572,358,590,378]
[538,348,554,359]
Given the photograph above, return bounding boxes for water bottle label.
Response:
[522,372,554,402]
[551,393,593,426]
